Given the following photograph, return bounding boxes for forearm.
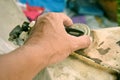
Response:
[0,12,90,80]
[0,45,49,80]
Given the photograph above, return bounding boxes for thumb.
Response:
[70,35,91,51]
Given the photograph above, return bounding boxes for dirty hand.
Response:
[24,12,91,66]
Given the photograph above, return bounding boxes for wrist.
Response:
[17,44,51,69]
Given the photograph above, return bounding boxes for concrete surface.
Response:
[0,0,27,47]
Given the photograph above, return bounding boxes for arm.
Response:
[0,13,91,80]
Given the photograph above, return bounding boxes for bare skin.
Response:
[0,13,91,80]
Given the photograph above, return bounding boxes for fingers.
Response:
[70,35,91,51]
[36,12,73,28]
[59,13,73,27]
[37,12,73,27]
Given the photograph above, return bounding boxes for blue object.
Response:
[19,0,66,12]
[78,5,103,16]
[67,0,103,16]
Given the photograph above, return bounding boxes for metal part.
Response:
[66,23,90,36]
[8,21,30,45]
[21,21,30,31]
[65,27,84,37]
[9,25,22,41]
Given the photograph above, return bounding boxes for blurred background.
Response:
[16,0,119,29]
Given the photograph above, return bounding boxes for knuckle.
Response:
[47,12,56,17]
[37,12,55,20]
[60,13,66,16]
[36,15,41,20]
[36,15,45,22]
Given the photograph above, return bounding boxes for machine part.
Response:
[9,25,22,41]
[65,27,84,37]
[15,38,24,46]
[21,21,30,31]
[71,23,90,35]
[8,21,31,46]
[65,23,90,37]
[29,21,35,27]
[19,31,28,41]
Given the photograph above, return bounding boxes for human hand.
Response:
[24,12,91,66]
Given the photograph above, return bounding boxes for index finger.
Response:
[58,13,73,27]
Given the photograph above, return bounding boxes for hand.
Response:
[24,12,91,66]
[0,12,91,80]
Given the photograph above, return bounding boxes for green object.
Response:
[9,25,22,41]
[117,0,120,26]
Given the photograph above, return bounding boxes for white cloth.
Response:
[0,38,15,54]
